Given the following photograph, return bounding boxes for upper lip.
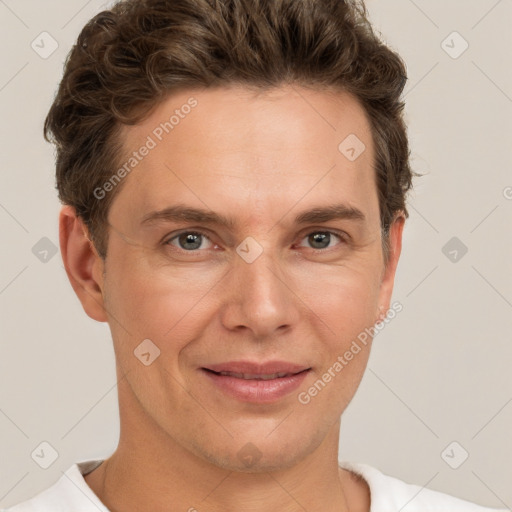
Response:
[203,360,310,376]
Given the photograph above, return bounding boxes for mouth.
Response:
[203,369,304,380]
[200,361,311,403]
[203,360,310,375]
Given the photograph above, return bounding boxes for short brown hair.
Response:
[45,0,413,259]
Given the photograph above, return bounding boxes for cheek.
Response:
[293,261,382,334]
[291,264,380,400]
[103,246,225,352]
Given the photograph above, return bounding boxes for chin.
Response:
[189,428,323,474]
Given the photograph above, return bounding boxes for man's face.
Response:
[97,85,401,472]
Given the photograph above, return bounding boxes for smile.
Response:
[200,365,311,403]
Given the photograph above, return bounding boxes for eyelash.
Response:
[163,229,348,254]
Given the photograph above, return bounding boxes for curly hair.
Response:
[45,0,413,259]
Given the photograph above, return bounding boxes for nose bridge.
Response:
[239,247,283,298]
[219,241,299,337]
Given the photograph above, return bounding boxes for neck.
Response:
[84,372,369,512]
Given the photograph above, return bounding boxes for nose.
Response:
[218,249,301,340]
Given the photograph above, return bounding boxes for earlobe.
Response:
[59,205,108,322]
[376,304,386,323]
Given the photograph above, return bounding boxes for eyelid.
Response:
[163,228,216,249]
[295,228,349,250]
[296,226,350,243]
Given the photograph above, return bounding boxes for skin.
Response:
[60,84,404,512]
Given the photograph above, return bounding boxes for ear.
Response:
[59,205,108,322]
[376,213,405,322]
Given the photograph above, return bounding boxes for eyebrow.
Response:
[140,203,366,228]
[294,204,365,224]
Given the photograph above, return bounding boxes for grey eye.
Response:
[168,232,212,251]
[308,232,331,249]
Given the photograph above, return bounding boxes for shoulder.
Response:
[1,460,107,512]
[339,461,509,512]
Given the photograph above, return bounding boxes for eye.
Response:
[165,231,214,251]
[297,231,345,250]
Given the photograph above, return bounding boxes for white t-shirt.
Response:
[2,459,508,512]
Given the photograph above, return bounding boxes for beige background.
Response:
[0,0,511,509]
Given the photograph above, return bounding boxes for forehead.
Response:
[123,84,373,157]
[110,84,378,227]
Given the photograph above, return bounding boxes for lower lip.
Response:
[201,369,311,403]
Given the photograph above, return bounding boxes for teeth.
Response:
[218,371,290,380]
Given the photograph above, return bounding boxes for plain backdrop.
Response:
[0,0,511,509]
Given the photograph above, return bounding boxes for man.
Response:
[3,0,507,511]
